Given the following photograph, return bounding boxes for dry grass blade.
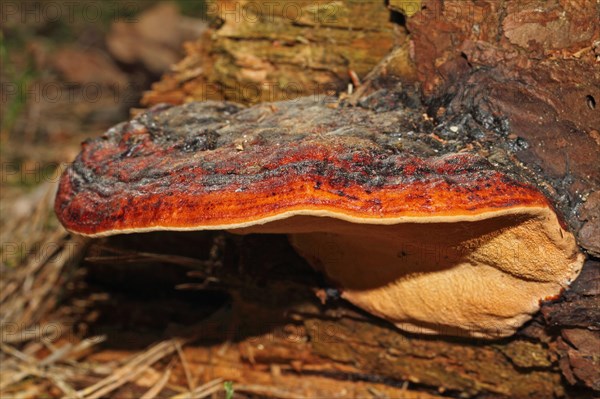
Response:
[40,336,107,366]
[39,342,75,366]
[0,370,32,392]
[0,342,37,364]
[1,182,56,256]
[140,366,172,399]
[175,340,195,391]
[75,339,179,399]
[46,374,82,399]
[0,182,89,338]
[0,336,106,396]
[169,378,224,399]
[0,233,88,339]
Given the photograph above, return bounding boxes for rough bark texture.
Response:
[400,0,600,247]
[141,0,402,106]
[64,0,599,397]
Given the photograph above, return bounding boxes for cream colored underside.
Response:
[238,207,584,339]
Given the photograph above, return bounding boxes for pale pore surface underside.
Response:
[238,208,584,338]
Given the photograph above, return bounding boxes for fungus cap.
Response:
[55,102,584,339]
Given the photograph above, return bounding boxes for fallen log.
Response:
[54,0,599,397]
[57,84,598,397]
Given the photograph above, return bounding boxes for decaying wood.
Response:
[142,0,401,106]
[404,0,600,231]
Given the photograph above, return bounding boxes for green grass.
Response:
[224,381,234,399]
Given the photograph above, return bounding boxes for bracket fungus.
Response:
[55,100,584,339]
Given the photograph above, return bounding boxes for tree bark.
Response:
[141,0,403,106]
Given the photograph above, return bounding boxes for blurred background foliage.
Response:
[1,0,208,193]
